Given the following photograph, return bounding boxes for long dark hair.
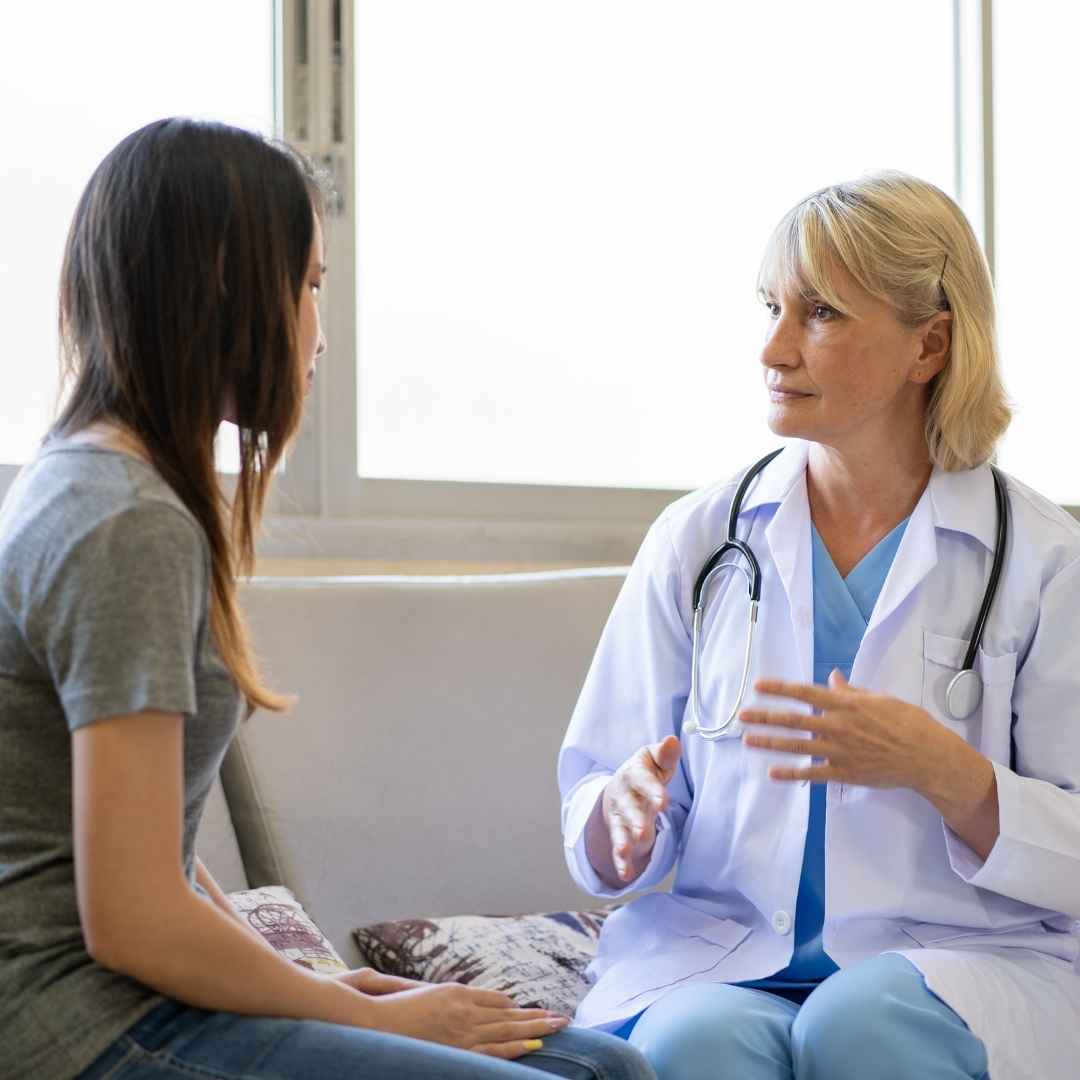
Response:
[53,118,324,712]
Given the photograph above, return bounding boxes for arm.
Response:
[75,710,568,1053]
[558,515,694,895]
[746,556,1080,917]
[583,736,683,889]
[918,736,999,860]
[195,857,427,993]
[74,710,373,1025]
[43,503,559,1057]
[939,554,1080,915]
[194,855,286,956]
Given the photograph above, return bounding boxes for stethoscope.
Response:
[682,450,1010,740]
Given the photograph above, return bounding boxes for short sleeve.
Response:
[32,501,208,731]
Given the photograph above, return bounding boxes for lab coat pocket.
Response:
[899,919,1047,950]
[603,896,752,1008]
[921,630,1017,762]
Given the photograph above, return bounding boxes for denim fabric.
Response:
[77,998,656,1080]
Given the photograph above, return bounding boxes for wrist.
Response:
[333,966,375,989]
[314,972,377,1028]
[917,726,995,820]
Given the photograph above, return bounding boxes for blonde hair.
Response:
[757,170,1011,471]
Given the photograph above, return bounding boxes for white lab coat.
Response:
[559,442,1080,1078]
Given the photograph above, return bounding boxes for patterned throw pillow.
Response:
[229,885,348,975]
[353,908,614,1017]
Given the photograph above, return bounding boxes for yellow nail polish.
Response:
[524,1039,544,1051]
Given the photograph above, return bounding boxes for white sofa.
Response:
[196,568,628,967]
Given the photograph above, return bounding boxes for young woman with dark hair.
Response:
[0,118,655,1080]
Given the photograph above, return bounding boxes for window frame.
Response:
[11,1,1050,563]
[268,1,1001,549]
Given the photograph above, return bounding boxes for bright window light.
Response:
[0,1,274,467]
[355,0,955,489]
[994,2,1080,504]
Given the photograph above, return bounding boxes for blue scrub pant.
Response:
[614,954,989,1080]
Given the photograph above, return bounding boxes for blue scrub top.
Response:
[744,515,909,990]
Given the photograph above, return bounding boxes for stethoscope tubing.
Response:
[684,452,1009,739]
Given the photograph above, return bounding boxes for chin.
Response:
[766,407,811,440]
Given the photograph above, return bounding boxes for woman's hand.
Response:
[740,670,1000,858]
[367,982,569,1059]
[739,670,948,790]
[587,735,682,886]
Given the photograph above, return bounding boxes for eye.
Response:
[809,303,837,321]
[763,299,780,318]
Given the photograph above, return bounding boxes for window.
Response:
[352,0,956,492]
[0,0,274,466]
[10,3,1058,562]
[994,1,1080,503]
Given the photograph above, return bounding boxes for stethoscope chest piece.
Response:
[945,668,983,721]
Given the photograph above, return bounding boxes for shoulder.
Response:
[1002,471,1080,542]
[1000,470,1080,584]
[1,449,207,603]
[653,471,745,548]
[630,466,760,604]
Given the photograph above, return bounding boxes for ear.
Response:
[910,311,952,384]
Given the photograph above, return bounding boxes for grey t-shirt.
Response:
[0,445,243,1080]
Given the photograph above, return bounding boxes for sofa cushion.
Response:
[353,907,614,1016]
[229,885,347,974]
[227,569,627,965]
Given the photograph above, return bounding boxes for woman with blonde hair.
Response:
[559,171,1080,1078]
[0,118,656,1080]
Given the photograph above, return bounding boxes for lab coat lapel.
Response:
[851,483,938,684]
[763,472,813,684]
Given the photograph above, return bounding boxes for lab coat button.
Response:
[772,910,793,935]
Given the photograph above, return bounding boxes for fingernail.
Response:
[549,1017,570,1029]
[524,1039,544,1051]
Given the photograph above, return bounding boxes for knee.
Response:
[536,1027,656,1080]
[629,983,794,1080]
[790,954,926,1078]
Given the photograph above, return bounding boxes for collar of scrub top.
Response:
[683,443,1008,739]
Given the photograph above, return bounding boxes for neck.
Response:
[63,419,152,465]
[808,440,931,532]
[805,435,931,577]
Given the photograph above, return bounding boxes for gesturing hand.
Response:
[600,735,682,883]
[739,670,951,791]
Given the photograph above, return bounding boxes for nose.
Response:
[759,310,801,371]
[316,328,327,359]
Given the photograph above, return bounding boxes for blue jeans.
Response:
[615,954,989,1080]
[77,999,656,1080]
